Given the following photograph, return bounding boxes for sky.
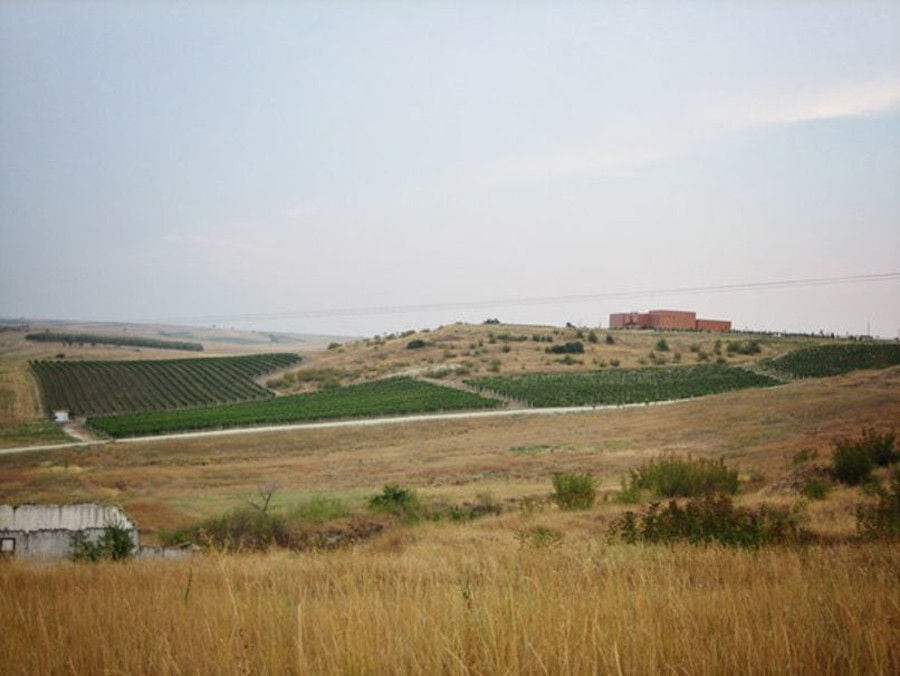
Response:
[1,1,898,338]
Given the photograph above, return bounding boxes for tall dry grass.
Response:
[1,528,896,674]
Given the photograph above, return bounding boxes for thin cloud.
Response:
[485,78,900,184]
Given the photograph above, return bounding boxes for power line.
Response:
[160,271,900,324]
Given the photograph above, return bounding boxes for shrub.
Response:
[726,340,761,355]
[587,331,598,343]
[546,341,584,355]
[70,524,135,562]
[605,334,615,345]
[619,456,739,501]
[832,436,875,485]
[858,428,896,467]
[327,342,341,350]
[368,484,423,522]
[406,339,428,349]
[609,358,620,367]
[608,494,804,548]
[655,338,669,352]
[856,469,900,540]
[170,507,291,550]
[551,472,596,510]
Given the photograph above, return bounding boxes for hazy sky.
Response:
[2,1,898,337]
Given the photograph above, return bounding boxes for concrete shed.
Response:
[0,503,139,559]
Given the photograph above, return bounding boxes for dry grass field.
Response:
[1,536,896,674]
[1,322,897,673]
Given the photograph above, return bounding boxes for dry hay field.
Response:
[0,322,897,673]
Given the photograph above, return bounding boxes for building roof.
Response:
[0,503,136,533]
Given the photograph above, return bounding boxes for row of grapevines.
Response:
[31,353,300,416]
[87,377,501,438]
[762,343,900,378]
[468,364,778,407]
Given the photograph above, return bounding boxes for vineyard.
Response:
[26,332,204,351]
[87,377,501,438]
[468,364,779,407]
[31,353,300,416]
[763,342,900,378]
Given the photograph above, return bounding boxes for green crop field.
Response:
[763,342,900,378]
[468,364,779,407]
[87,377,501,437]
[31,353,300,417]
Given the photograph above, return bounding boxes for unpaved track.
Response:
[0,400,678,456]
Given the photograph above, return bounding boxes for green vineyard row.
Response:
[762,343,900,378]
[31,353,301,416]
[87,377,501,438]
[468,364,779,407]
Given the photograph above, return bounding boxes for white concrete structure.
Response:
[53,410,69,423]
[0,503,139,559]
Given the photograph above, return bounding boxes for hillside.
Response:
[263,321,823,393]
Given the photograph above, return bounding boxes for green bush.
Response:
[551,472,596,510]
[70,524,135,562]
[605,334,615,345]
[856,469,900,541]
[546,341,584,355]
[406,339,428,349]
[368,484,423,522]
[587,331,598,343]
[726,340,761,355]
[832,437,875,485]
[654,338,669,352]
[608,494,804,547]
[858,428,896,467]
[619,456,739,501]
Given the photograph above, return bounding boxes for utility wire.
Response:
[161,271,900,324]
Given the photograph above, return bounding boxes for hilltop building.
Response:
[0,503,139,559]
[609,309,731,332]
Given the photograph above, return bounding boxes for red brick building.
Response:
[609,309,731,332]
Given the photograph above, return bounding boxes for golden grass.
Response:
[1,530,896,674]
